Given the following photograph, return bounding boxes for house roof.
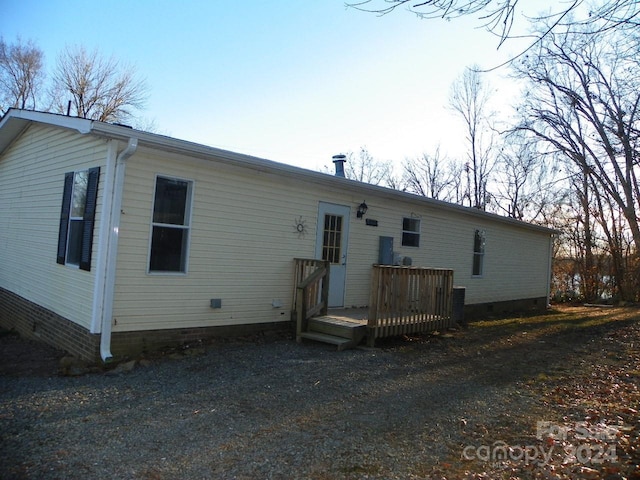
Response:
[0,109,557,235]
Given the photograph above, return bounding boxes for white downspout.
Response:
[91,141,118,334]
[100,137,138,362]
[546,234,556,308]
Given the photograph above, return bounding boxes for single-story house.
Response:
[0,109,556,361]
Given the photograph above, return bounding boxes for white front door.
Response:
[315,202,350,308]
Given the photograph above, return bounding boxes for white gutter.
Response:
[90,122,557,236]
[100,137,138,362]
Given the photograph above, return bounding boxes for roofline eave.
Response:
[0,109,558,236]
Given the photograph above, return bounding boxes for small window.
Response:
[472,229,485,276]
[149,176,193,273]
[402,217,420,247]
[57,167,100,271]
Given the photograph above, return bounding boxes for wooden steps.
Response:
[297,332,356,351]
[297,315,367,350]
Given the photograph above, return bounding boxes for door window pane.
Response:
[322,214,342,264]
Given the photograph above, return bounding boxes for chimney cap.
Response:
[332,154,346,177]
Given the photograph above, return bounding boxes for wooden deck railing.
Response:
[367,265,454,346]
[292,258,329,342]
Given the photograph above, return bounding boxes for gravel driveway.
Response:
[2,307,637,479]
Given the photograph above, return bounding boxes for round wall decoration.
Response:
[293,216,307,238]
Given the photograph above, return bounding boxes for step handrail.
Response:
[293,258,330,342]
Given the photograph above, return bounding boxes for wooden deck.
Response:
[321,308,368,323]
[293,259,454,350]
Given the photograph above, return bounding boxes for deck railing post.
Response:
[320,260,329,316]
[296,285,306,343]
[367,265,382,347]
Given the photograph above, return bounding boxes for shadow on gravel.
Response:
[1,306,638,479]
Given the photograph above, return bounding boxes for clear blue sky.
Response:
[2,0,525,171]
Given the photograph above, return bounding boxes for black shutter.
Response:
[57,172,74,265]
[79,167,100,271]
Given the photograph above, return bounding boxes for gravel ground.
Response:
[1,307,638,479]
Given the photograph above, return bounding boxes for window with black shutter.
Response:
[57,167,100,271]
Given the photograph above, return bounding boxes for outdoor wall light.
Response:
[357,201,368,219]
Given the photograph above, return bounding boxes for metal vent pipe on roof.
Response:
[332,154,346,177]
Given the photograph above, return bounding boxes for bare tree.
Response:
[344,147,393,186]
[51,45,147,123]
[383,169,405,190]
[346,1,640,50]
[449,66,496,209]
[493,131,558,222]
[513,25,640,300]
[403,147,458,201]
[590,171,639,300]
[0,37,45,114]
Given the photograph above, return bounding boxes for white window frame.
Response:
[147,174,194,275]
[472,229,486,277]
[401,217,421,247]
[65,170,89,267]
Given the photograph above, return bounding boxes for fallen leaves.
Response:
[450,306,640,479]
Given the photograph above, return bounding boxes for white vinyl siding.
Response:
[0,124,107,329]
[0,118,555,343]
[112,149,323,331]
[110,146,552,332]
[343,199,551,306]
